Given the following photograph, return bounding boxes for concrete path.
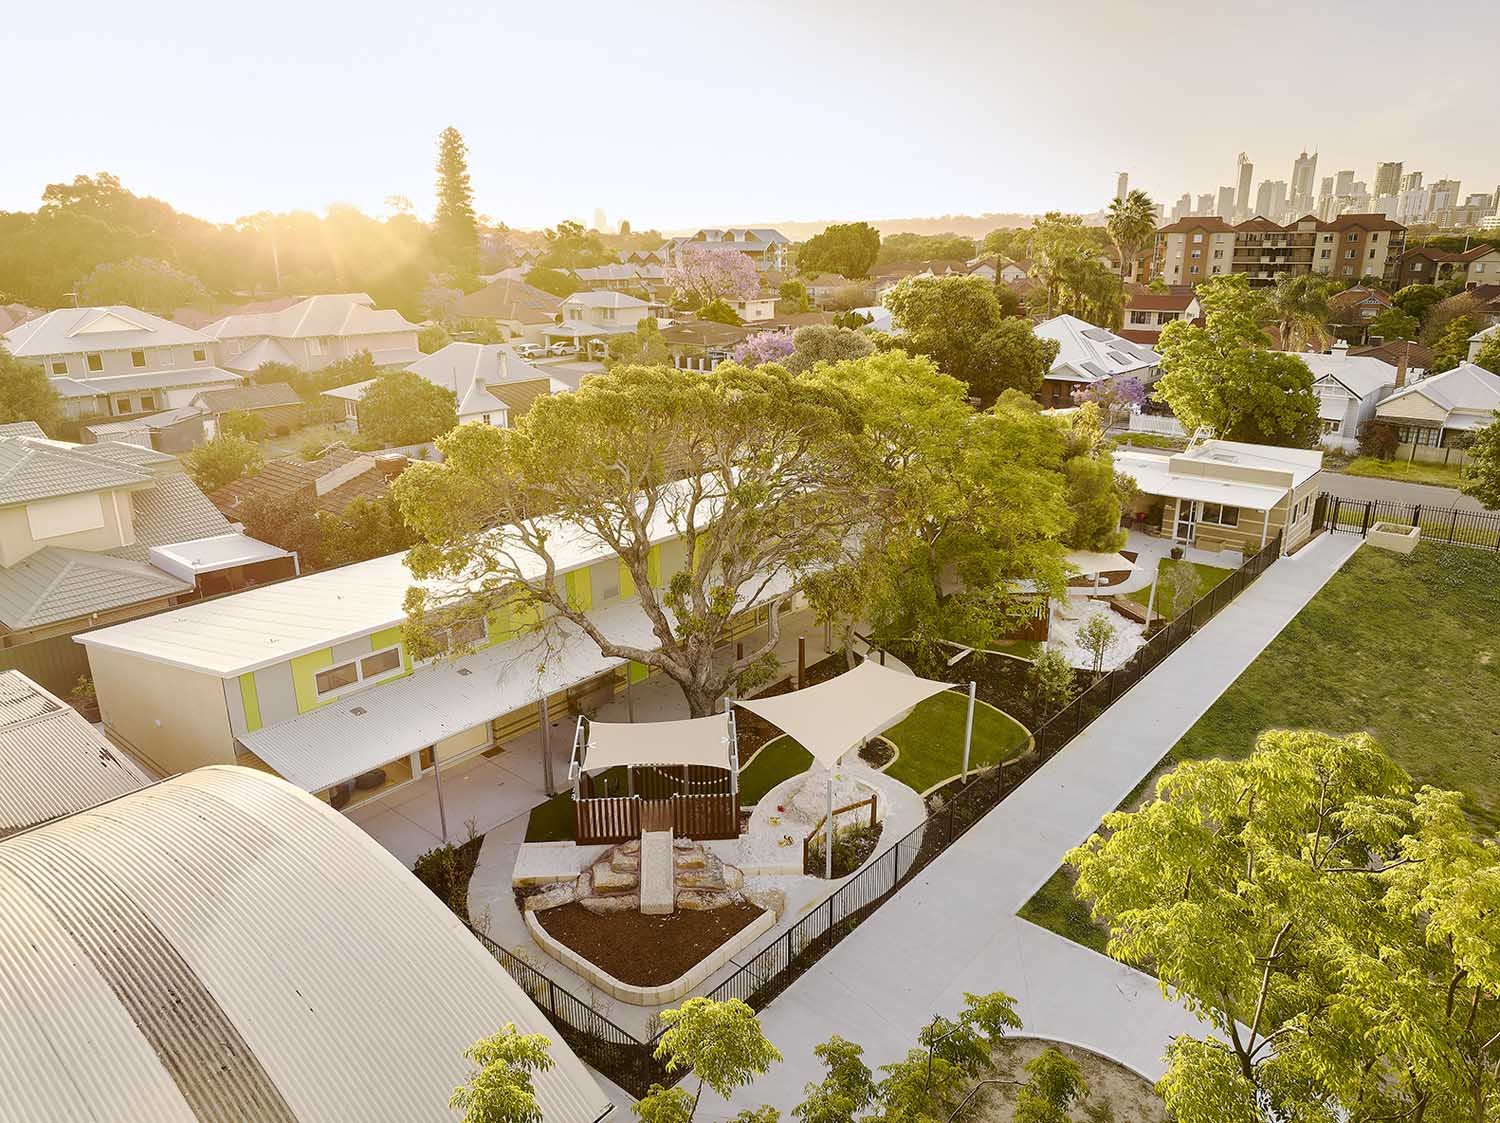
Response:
[1321,470,1491,511]
[706,532,1362,1120]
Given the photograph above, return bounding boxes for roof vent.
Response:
[350,706,367,716]
[457,668,472,677]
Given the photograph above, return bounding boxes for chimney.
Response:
[1394,344,1408,389]
[1331,339,1349,359]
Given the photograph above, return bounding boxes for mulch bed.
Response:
[534,901,767,986]
[858,739,896,767]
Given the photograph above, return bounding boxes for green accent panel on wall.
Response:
[565,568,593,611]
[370,625,410,671]
[291,648,334,713]
[238,673,262,733]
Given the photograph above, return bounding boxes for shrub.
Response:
[1358,419,1400,460]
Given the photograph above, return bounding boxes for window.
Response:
[1320,249,1331,260]
[1159,312,1181,323]
[599,307,616,321]
[1200,503,1240,527]
[1189,265,1200,275]
[566,307,583,320]
[139,394,156,411]
[1369,248,1377,260]
[130,350,146,368]
[1190,250,1201,259]
[1413,261,1425,272]
[1370,233,1380,242]
[1192,234,1203,243]
[1343,267,1354,276]
[113,398,131,415]
[1321,418,1342,434]
[315,644,405,696]
[1213,249,1224,259]
[432,617,487,655]
[1346,233,1358,243]
[192,347,207,362]
[1129,310,1150,324]
[307,338,323,357]
[229,339,243,355]
[1397,425,1440,447]
[87,353,103,372]
[50,360,66,375]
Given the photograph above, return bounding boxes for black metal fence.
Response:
[1319,493,1500,551]
[472,531,1286,1095]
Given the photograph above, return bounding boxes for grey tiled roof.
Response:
[80,441,177,468]
[0,549,190,630]
[111,473,234,563]
[191,382,302,413]
[0,423,45,439]
[0,438,153,507]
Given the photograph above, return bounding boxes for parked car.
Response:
[546,341,579,356]
[513,343,545,359]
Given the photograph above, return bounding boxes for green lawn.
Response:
[738,736,813,806]
[988,639,1043,662]
[1340,455,1467,489]
[1023,542,1500,948]
[1017,868,1109,954]
[882,691,1030,793]
[1125,560,1232,620]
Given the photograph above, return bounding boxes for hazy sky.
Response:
[4,0,1495,231]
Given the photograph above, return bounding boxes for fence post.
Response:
[1449,509,1459,543]
[1360,501,1372,536]
[1330,496,1341,532]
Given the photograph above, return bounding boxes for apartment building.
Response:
[1391,244,1500,290]
[1155,213,1406,287]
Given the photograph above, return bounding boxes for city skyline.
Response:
[3,0,1497,232]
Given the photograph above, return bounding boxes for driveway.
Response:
[707,532,1362,1120]
[1321,471,1491,512]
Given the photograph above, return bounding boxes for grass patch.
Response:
[739,735,813,806]
[1016,867,1109,954]
[1117,433,1185,451]
[1125,559,1232,619]
[883,691,1030,793]
[1341,455,1467,489]
[988,639,1043,661]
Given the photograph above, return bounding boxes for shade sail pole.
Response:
[962,681,976,783]
[431,749,450,845]
[825,764,835,880]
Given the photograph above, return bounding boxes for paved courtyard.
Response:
[704,532,1361,1119]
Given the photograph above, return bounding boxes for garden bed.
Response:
[805,820,884,878]
[533,900,767,987]
[972,1038,1165,1121]
[411,834,485,923]
[858,737,896,768]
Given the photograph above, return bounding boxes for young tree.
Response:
[0,346,62,435]
[1076,612,1117,677]
[1013,1047,1089,1123]
[218,409,268,442]
[605,318,671,369]
[664,246,759,307]
[640,998,782,1122]
[449,1024,553,1123]
[1154,273,1321,447]
[1024,647,1075,724]
[76,256,206,314]
[433,126,479,277]
[1105,189,1157,283]
[871,991,1023,1121]
[781,325,874,374]
[1069,730,1500,1123]
[1059,404,1130,552]
[357,370,459,448]
[394,362,870,717]
[1369,306,1420,341]
[1157,557,1201,617]
[798,222,881,279]
[730,328,795,367]
[1460,412,1500,509]
[184,434,263,494]
[1474,331,1500,374]
[1429,312,1481,373]
[883,275,1058,405]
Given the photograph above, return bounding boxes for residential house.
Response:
[545,290,655,355]
[1118,439,1325,555]
[1155,214,1405,287]
[1391,245,1500,290]
[1121,287,1202,344]
[0,669,149,836]
[208,444,411,520]
[1374,362,1500,449]
[205,293,421,374]
[1466,285,1500,329]
[80,408,207,454]
[1292,343,1396,451]
[804,273,874,307]
[1032,314,1163,409]
[1471,323,1499,362]
[322,343,565,430]
[168,295,300,331]
[0,303,41,334]
[0,435,294,671]
[0,766,612,1123]
[192,382,305,438]
[76,484,795,830]
[660,228,792,271]
[659,320,751,370]
[452,278,562,342]
[726,296,777,322]
[1328,285,1394,344]
[1351,338,1432,379]
[572,261,669,300]
[3,306,241,422]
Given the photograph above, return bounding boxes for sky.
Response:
[3,0,1496,232]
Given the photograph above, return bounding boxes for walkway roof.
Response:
[0,767,611,1122]
[734,659,953,768]
[583,712,733,771]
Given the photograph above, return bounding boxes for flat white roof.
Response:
[1115,449,1289,511]
[78,482,713,677]
[1172,439,1324,486]
[147,533,294,582]
[0,767,611,1122]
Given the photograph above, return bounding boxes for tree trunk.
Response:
[680,680,721,719]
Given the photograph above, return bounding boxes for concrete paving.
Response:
[1320,470,1490,511]
[704,532,1362,1120]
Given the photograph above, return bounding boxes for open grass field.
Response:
[1340,455,1468,489]
[882,691,1030,793]
[1125,559,1232,620]
[1022,541,1500,947]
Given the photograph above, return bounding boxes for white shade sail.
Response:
[734,659,954,768]
[582,712,734,771]
[1065,550,1137,577]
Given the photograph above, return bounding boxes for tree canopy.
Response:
[1069,728,1500,1123]
[1460,412,1500,509]
[1370,306,1420,341]
[433,127,479,279]
[664,246,759,306]
[875,231,976,267]
[1257,272,1331,352]
[0,347,62,436]
[449,1025,553,1123]
[1105,189,1157,279]
[76,256,206,314]
[798,222,882,279]
[535,221,614,271]
[883,274,1058,405]
[357,370,459,448]
[1026,212,1123,327]
[781,325,874,374]
[184,434,263,494]
[1154,273,1321,447]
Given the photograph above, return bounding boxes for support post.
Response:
[431,750,450,844]
[727,707,739,805]
[540,694,555,796]
[961,681,976,784]
[1261,507,1269,548]
[1144,566,1159,628]
[825,764,835,880]
[625,668,635,722]
[798,635,806,689]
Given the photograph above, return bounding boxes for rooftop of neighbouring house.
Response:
[1288,347,1396,397]
[3,306,213,356]
[1034,314,1161,382]
[1378,362,1500,420]
[202,293,418,340]
[207,445,408,518]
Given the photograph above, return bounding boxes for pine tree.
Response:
[433,126,478,278]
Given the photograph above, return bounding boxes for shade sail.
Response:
[583,712,734,771]
[734,659,954,768]
[1065,550,1137,577]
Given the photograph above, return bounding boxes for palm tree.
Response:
[1106,190,1158,285]
[1261,273,1332,352]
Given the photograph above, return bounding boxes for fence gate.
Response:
[1316,492,1500,551]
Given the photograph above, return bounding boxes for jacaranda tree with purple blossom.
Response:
[1073,375,1147,412]
[731,329,795,367]
[664,245,761,307]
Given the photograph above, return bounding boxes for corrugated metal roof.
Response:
[0,671,149,836]
[0,767,611,1122]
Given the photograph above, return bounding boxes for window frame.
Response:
[86,352,104,373]
[314,643,407,698]
[130,349,147,368]
[1199,503,1240,528]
